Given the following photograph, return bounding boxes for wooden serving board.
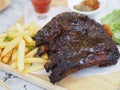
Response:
[1,62,120,90]
[0,0,11,12]
[1,0,120,90]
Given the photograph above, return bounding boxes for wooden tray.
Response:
[1,61,120,90]
[0,0,11,12]
[1,0,120,90]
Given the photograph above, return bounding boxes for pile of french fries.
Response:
[0,22,48,73]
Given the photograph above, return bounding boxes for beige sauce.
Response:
[74,0,100,12]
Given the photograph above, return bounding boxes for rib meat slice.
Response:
[33,12,120,84]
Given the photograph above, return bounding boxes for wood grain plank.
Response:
[51,0,67,7]
[31,73,120,90]
[0,0,11,12]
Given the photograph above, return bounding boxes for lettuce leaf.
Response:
[101,10,120,26]
[101,10,120,44]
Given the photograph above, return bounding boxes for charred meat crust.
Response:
[34,12,120,84]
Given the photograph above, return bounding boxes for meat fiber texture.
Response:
[33,12,120,84]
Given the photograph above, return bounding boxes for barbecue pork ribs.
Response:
[33,12,120,84]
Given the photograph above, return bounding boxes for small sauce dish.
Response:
[67,0,106,17]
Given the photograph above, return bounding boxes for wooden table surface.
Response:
[17,0,120,90]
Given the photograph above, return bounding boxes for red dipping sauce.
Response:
[32,0,51,14]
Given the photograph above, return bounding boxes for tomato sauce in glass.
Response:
[32,0,51,14]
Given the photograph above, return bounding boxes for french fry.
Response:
[7,25,17,32]
[0,49,2,61]
[25,22,40,37]
[28,26,41,37]
[7,32,21,38]
[16,23,34,43]
[27,25,38,36]
[0,33,7,38]
[23,33,35,43]
[10,61,17,69]
[25,47,29,54]
[2,50,13,64]
[24,22,36,31]
[0,22,47,74]
[26,42,35,46]
[18,39,25,72]
[1,38,21,57]
[0,36,6,42]
[23,65,44,73]
[0,34,7,42]
[20,24,26,30]
[41,53,49,60]
[24,58,47,63]
[16,23,24,32]
[28,23,37,31]
[25,63,31,68]
[0,38,4,42]
[11,48,18,62]
[0,42,10,48]
[0,49,1,54]
[25,48,38,58]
